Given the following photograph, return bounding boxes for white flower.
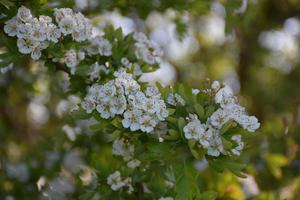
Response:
[31,48,42,60]
[145,86,161,98]
[81,97,96,113]
[122,109,142,131]
[64,49,78,69]
[17,37,39,54]
[123,177,134,194]
[215,86,236,108]
[209,108,230,129]
[0,63,14,74]
[16,22,33,38]
[46,24,61,43]
[112,138,134,161]
[30,41,48,60]
[211,80,221,91]
[110,95,127,115]
[54,8,73,22]
[59,16,75,35]
[127,159,141,169]
[231,135,244,156]
[133,32,147,42]
[96,100,113,119]
[17,6,32,22]
[31,22,47,41]
[167,93,185,106]
[237,115,260,132]
[199,128,213,148]
[107,171,124,191]
[39,15,52,24]
[183,118,205,140]
[207,133,224,157]
[127,92,147,109]
[98,37,112,56]
[192,88,200,95]
[121,57,132,68]
[139,114,158,133]
[4,17,20,37]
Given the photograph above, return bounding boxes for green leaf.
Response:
[175,163,200,200]
[200,191,218,200]
[194,104,205,120]
[71,108,90,120]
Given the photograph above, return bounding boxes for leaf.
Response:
[194,104,205,120]
[175,163,200,200]
[205,105,215,119]
[178,117,186,132]
[71,107,91,120]
[200,191,218,200]
[0,0,15,10]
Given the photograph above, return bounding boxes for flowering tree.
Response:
[0,4,261,200]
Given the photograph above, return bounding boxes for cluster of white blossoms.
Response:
[53,8,92,42]
[184,81,260,157]
[107,171,133,193]
[167,93,186,106]
[81,70,169,133]
[4,6,55,60]
[4,7,92,60]
[133,32,163,65]
[112,138,141,169]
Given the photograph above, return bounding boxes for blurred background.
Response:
[1,0,300,199]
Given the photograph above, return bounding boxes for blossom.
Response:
[211,80,221,91]
[122,109,142,131]
[192,88,200,95]
[167,93,185,106]
[17,37,39,54]
[231,135,244,156]
[98,37,112,56]
[81,97,96,113]
[107,171,124,191]
[207,133,224,157]
[4,17,20,37]
[183,118,205,140]
[145,86,161,98]
[121,57,132,68]
[139,114,158,133]
[112,138,134,161]
[17,6,32,22]
[127,159,141,169]
[64,49,78,68]
[59,16,75,35]
[209,108,230,129]
[46,24,61,43]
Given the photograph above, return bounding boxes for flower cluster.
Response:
[212,86,260,132]
[82,70,169,133]
[133,32,163,65]
[112,138,141,169]
[4,6,92,60]
[54,8,92,42]
[4,6,57,59]
[183,82,260,157]
[107,171,133,193]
